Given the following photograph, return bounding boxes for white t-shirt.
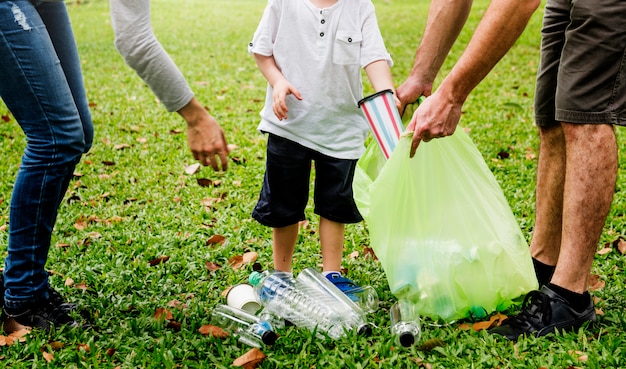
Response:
[249,0,392,159]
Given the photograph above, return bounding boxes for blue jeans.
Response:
[0,0,93,310]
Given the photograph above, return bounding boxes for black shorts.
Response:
[535,0,626,126]
[252,134,363,228]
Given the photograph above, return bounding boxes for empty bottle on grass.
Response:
[295,268,373,335]
[390,299,422,347]
[249,270,369,339]
[211,304,278,348]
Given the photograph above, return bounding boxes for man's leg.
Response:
[552,122,617,293]
[529,124,566,284]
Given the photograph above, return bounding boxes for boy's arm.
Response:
[364,60,399,107]
[254,54,302,120]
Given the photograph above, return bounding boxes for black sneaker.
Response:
[47,288,77,312]
[0,274,76,312]
[488,285,596,341]
[2,299,79,333]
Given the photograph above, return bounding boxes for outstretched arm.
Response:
[396,0,473,113]
[110,0,229,170]
[407,0,540,156]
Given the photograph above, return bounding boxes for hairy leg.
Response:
[530,124,566,265]
[552,123,617,293]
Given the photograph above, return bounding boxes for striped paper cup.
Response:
[358,89,403,159]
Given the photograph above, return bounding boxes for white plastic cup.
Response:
[226,283,262,314]
[358,89,403,159]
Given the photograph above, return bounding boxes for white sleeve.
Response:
[359,0,392,68]
[248,0,279,56]
[110,0,194,112]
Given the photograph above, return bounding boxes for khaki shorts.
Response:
[535,0,626,126]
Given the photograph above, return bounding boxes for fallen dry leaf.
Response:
[233,348,266,369]
[228,255,244,270]
[149,256,170,266]
[568,350,588,362]
[205,261,221,272]
[206,234,226,246]
[597,247,612,255]
[185,163,201,175]
[588,274,605,291]
[198,324,228,338]
[242,251,258,264]
[154,308,174,321]
[42,351,54,363]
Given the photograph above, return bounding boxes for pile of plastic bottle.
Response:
[210,267,421,348]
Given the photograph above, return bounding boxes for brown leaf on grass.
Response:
[410,357,432,368]
[228,255,244,270]
[616,238,626,254]
[154,307,174,320]
[597,247,612,255]
[588,274,605,291]
[348,250,359,259]
[1,114,11,122]
[102,160,116,166]
[170,129,183,134]
[206,235,226,246]
[166,321,182,331]
[64,277,74,287]
[49,341,64,350]
[166,300,188,309]
[198,324,229,338]
[106,348,116,357]
[74,281,89,291]
[457,323,472,330]
[416,338,446,352]
[42,351,54,363]
[74,220,87,230]
[77,343,90,352]
[472,312,508,331]
[149,256,170,266]
[205,261,221,272]
[233,348,266,369]
[243,251,258,264]
[568,350,589,362]
[114,143,132,150]
[229,252,258,270]
[362,246,378,260]
[221,286,233,297]
[197,178,220,187]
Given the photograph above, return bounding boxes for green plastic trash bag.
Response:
[353,128,537,322]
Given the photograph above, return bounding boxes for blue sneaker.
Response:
[325,272,361,302]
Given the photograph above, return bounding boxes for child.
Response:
[249,0,396,294]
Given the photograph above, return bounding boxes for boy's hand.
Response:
[272,79,302,120]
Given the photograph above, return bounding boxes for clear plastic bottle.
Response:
[295,268,373,336]
[390,299,421,347]
[210,304,278,348]
[249,270,361,339]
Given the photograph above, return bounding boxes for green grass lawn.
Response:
[0,0,624,367]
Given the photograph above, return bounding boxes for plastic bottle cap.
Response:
[357,323,373,337]
[399,332,415,347]
[262,330,278,345]
[249,271,263,286]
